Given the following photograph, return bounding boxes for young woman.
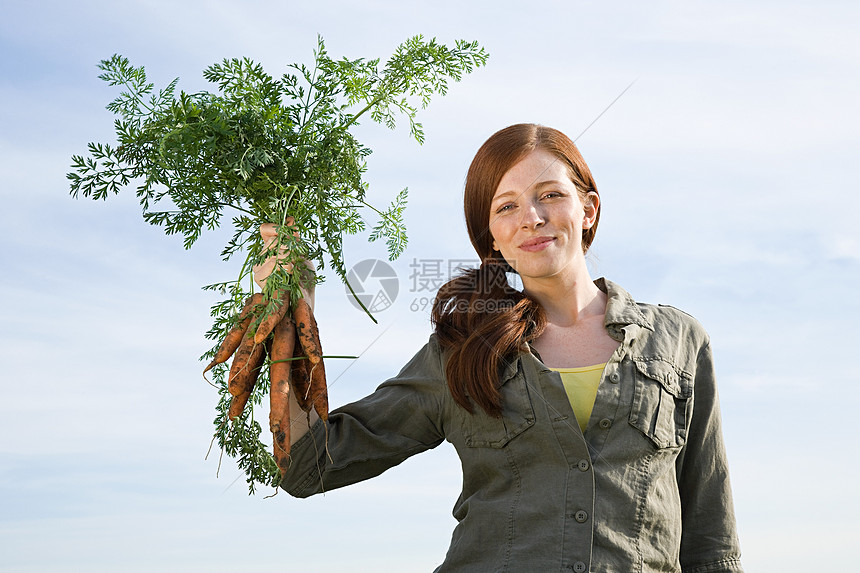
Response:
[266,124,744,573]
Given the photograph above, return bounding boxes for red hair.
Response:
[432,124,600,417]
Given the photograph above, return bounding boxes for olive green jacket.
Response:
[282,279,744,573]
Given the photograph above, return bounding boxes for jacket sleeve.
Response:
[280,336,448,498]
[677,340,744,573]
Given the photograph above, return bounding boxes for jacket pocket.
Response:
[461,362,536,448]
[629,357,692,449]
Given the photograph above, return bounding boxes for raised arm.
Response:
[280,336,449,497]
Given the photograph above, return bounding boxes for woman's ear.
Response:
[582,192,600,230]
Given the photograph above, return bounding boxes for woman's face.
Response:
[488,149,598,285]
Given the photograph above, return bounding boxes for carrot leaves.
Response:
[69,36,487,276]
[69,36,487,493]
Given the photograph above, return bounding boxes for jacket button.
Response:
[599,418,612,429]
[575,510,588,523]
[609,372,620,383]
[573,561,587,572]
[578,459,590,471]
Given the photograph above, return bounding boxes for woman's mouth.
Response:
[519,236,555,252]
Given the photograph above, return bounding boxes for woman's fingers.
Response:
[259,222,278,248]
[252,218,314,293]
[252,258,276,289]
[254,220,291,288]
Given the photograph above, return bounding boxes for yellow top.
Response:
[551,364,606,433]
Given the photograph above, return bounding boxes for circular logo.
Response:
[345,259,399,313]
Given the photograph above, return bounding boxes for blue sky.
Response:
[1,1,859,571]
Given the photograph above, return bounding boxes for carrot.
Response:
[291,296,329,421]
[227,337,267,420]
[253,289,292,345]
[228,389,252,420]
[204,293,263,374]
[308,356,329,423]
[290,342,312,412]
[293,297,321,365]
[269,314,296,471]
[228,328,267,398]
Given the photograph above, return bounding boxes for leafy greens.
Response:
[68,35,488,492]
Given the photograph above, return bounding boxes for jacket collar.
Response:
[596,278,653,334]
[521,278,653,370]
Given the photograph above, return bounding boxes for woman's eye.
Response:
[496,204,515,213]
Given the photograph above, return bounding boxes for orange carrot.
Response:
[227,337,267,420]
[270,315,296,471]
[308,357,329,423]
[253,289,292,345]
[204,293,263,374]
[228,389,252,420]
[228,328,267,398]
[292,297,321,365]
[290,343,312,413]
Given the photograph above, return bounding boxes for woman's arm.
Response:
[253,223,447,493]
[676,341,744,573]
[280,337,448,497]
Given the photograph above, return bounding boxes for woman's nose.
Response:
[520,200,545,228]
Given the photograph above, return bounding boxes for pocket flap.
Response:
[633,358,691,398]
[461,362,535,448]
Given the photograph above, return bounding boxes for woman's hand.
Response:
[252,218,316,306]
[252,219,321,447]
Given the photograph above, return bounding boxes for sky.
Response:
[1,0,859,571]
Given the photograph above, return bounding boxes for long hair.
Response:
[431,124,600,417]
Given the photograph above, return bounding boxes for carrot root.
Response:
[226,335,267,419]
[290,346,312,412]
[293,297,322,365]
[254,289,291,345]
[270,313,296,473]
[204,293,263,374]
[308,359,329,423]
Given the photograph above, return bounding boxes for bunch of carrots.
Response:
[203,286,326,475]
